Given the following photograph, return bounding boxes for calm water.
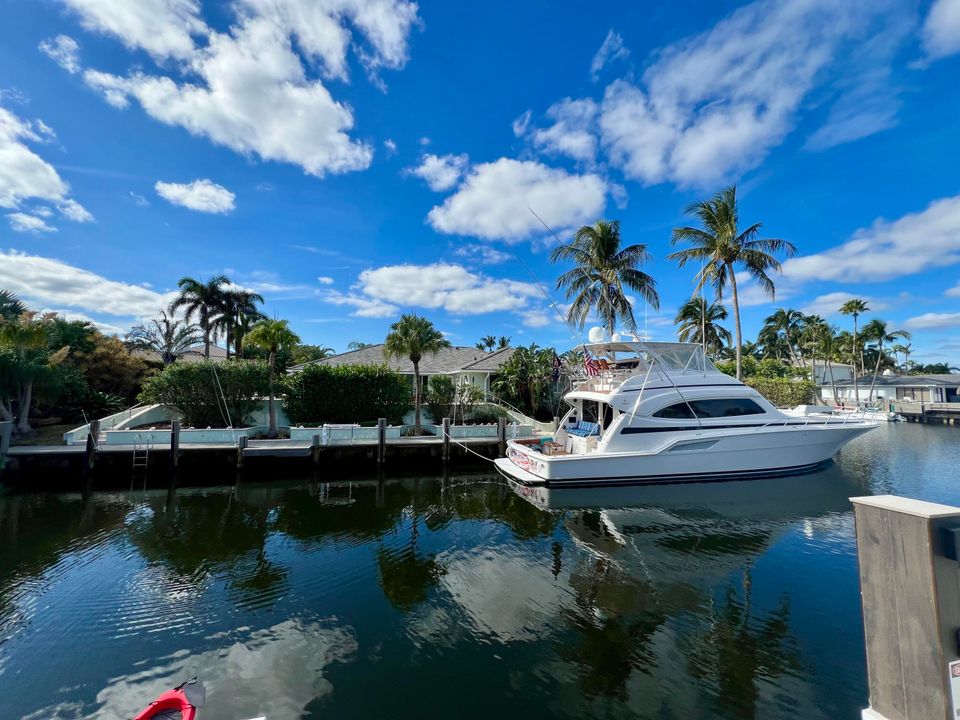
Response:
[2,423,959,720]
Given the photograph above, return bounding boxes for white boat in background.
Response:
[494,341,877,487]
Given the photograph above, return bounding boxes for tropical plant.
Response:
[551,219,659,335]
[760,308,806,368]
[217,288,264,359]
[669,186,796,380]
[291,345,336,364]
[245,319,301,437]
[491,344,556,419]
[234,307,265,358]
[169,275,230,359]
[424,375,456,423]
[862,320,911,402]
[674,298,731,357]
[139,360,270,428]
[347,340,371,351]
[839,299,869,404]
[0,311,69,434]
[0,290,27,321]
[73,333,149,402]
[892,342,911,374]
[282,364,410,424]
[908,362,959,374]
[497,336,511,349]
[126,310,202,364]
[476,335,497,352]
[383,314,450,434]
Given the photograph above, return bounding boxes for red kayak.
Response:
[133,677,205,720]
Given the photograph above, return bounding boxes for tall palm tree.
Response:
[218,288,264,359]
[169,275,230,359]
[551,219,659,336]
[0,311,68,434]
[125,311,202,364]
[669,186,796,380]
[0,290,27,322]
[862,320,910,402]
[761,308,806,367]
[839,299,869,404]
[384,314,450,435]
[234,309,265,359]
[892,343,910,375]
[673,298,731,357]
[476,335,497,352]
[245,319,300,438]
[800,314,828,384]
[497,336,511,349]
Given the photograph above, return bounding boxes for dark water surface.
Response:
[2,423,959,719]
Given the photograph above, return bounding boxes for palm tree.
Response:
[125,311,202,364]
[218,288,264,359]
[0,290,27,321]
[0,311,68,434]
[384,315,450,435]
[551,219,659,336]
[169,275,230,359]
[347,340,371,351]
[476,335,497,352]
[839,299,869,404]
[862,320,910,402]
[762,308,806,367]
[673,298,731,357]
[245,319,300,438]
[669,186,796,380]
[892,343,910,374]
[497,336,511,349]
[234,309,264,359]
[800,314,828,384]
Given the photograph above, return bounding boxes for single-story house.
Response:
[288,344,515,395]
[132,344,229,364]
[786,359,855,384]
[819,373,960,404]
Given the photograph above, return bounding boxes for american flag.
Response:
[583,348,600,377]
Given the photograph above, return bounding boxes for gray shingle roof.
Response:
[830,374,960,387]
[288,344,512,375]
[460,346,516,371]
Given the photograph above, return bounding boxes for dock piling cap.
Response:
[850,494,960,519]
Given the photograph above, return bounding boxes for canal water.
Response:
[2,423,958,720]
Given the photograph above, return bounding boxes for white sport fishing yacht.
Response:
[494,340,877,487]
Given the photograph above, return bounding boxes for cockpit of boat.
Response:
[571,341,718,393]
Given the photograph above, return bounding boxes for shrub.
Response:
[282,364,410,425]
[716,357,809,380]
[139,360,270,427]
[746,377,816,407]
[466,403,508,424]
[424,375,455,422]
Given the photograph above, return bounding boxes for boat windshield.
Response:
[585,341,716,374]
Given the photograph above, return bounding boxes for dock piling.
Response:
[377,418,386,464]
[442,417,451,464]
[311,433,321,468]
[236,435,247,469]
[169,419,180,475]
[0,420,11,472]
[851,495,960,720]
[497,417,506,457]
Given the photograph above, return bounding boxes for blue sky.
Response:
[1,0,959,363]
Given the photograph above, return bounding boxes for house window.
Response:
[653,398,765,419]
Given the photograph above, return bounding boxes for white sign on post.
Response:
[949,660,960,718]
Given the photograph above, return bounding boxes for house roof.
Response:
[828,374,960,387]
[132,344,228,364]
[288,344,513,375]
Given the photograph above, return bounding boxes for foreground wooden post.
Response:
[169,419,180,475]
[497,417,506,457]
[236,435,247,469]
[377,418,386,464]
[851,495,960,720]
[442,417,451,464]
[0,420,11,472]
[311,433,321,468]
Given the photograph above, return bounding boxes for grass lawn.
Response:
[11,423,75,446]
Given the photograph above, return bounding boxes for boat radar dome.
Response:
[588,327,606,343]
[611,332,622,342]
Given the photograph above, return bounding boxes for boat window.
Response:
[653,398,765,419]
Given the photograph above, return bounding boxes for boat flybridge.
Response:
[494,340,877,487]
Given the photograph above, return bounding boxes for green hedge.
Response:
[746,378,816,407]
[138,360,269,427]
[282,364,410,424]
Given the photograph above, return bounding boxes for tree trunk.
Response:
[852,317,860,405]
[868,342,883,403]
[828,360,839,405]
[203,326,211,359]
[16,380,33,435]
[413,360,421,434]
[267,351,277,438]
[729,266,743,381]
[0,399,12,422]
[225,320,233,360]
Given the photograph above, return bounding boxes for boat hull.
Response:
[497,423,875,487]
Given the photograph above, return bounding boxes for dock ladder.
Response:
[132,433,154,472]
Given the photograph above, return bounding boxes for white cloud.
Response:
[905,312,960,330]
[357,263,541,315]
[38,34,81,73]
[454,243,512,265]
[596,0,912,188]
[58,198,94,222]
[32,206,53,218]
[130,191,150,206]
[58,0,207,60]
[800,292,887,317]
[530,98,599,164]
[8,213,57,233]
[590,29,629,81]
[782,195,960,284]
[383,138,397,155]
[75,0,419,177]
[946,282,960,298]
[427,158,607,242]
[321,289,398,318]
[519,309,551,327]
[408,153,469,192]
[317,275,335,284]
[0,250,175,317]
[155,179,235,213]
[511,110,531,137]
[922,0,960,60]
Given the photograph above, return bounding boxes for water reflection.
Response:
[0,448,898,720]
